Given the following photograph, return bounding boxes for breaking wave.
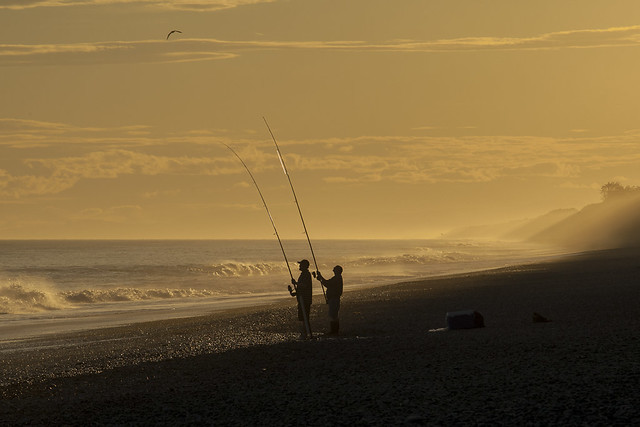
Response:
[0,282,69,314]
[189,261,287,277]
[61,287,221,304]
[350,250,477,267]
[0,282,222,314]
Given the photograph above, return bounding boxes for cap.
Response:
[297,259,310,268]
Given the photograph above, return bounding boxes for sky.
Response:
[2,1,640,240]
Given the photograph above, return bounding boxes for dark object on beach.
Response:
[446,310,485,330]
[532,312,551,323]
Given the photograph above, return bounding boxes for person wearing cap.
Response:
[289,259,313,338]
[315,265,343,335]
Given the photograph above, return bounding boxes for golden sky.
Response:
[2,1,640,239]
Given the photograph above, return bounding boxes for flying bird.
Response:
[166,30,182,40]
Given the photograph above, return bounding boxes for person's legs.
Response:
[297,303,311,339]
[328,298,340,334]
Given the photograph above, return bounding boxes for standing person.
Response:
[288,259,313,339]
[315,265,343,335]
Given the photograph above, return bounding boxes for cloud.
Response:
[4,25,640,66]
[280,132,640,185]
[389,25,640,52]
[0,169,79,198]
[0,148,244,198]
[74,205,143,223]
[0,118,150,135]
[0,119,189,148]
[323,174,383,184]
[143,189,181,199]
[0,40,236,66]
[24,149,233,178]
[0,0,275,11]
[3,120,640,198]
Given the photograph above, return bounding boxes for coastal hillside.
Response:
[530,190,640,250]
[443,182,640,251]
[501,208,577,241]
[443,208,576,241]
[442,219,530,240]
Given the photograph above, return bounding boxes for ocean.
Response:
[0,239,561,341]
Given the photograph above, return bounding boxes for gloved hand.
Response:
[288,285,296,297]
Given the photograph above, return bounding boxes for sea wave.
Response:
[0,282,69,314]
[190,261,287,277]
[61,287,221,304]
[350,250,477,267]
[0,282,222,314]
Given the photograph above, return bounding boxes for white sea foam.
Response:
[0,278,70,314]
[61,287,222,304]
[0,281,228,313]
[192,261,287,277]
[351,251,476,267]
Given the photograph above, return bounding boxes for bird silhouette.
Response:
[166,30,182,40]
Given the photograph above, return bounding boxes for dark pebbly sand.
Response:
[1,247,639,425]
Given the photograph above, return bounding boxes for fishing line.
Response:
[262,117,327,303]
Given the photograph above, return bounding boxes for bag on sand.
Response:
[446,310,484,329]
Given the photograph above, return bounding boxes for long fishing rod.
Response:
[220,142,312,337]
[262,117,327,303]
[220,142,293,280]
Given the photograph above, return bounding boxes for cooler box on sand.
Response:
[446,310,485,329]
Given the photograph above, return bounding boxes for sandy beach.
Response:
[1,247,639,425]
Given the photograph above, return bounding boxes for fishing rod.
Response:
[262,117,327,303]
[220,143,293,280]
[220,142,312,337]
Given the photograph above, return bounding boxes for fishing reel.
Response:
[287,285,297,297]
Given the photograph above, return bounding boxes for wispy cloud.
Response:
[0,119,157,148]
[0,0,275,11]
[0,148,242,198]
[0,40,236,66]
[73,205,143,223]
[3,25,640,66]
[3,120,640,198]
[25,149,237,179]
[285,133,640,185]
[390,25,640,52]
[0,118,150,135]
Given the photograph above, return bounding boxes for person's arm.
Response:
[320,275,336,288]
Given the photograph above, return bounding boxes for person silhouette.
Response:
[289,259,313,339]
[315,265,343,335]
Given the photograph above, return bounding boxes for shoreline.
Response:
[1,247,639,425]
[0,246,566,344]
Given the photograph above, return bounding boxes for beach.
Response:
[1,247,639,425]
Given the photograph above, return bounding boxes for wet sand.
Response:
[1,247,639,425]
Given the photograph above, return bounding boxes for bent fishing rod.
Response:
[262,117,327,303]
[220,142,313,336]
[220,142,293,280]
